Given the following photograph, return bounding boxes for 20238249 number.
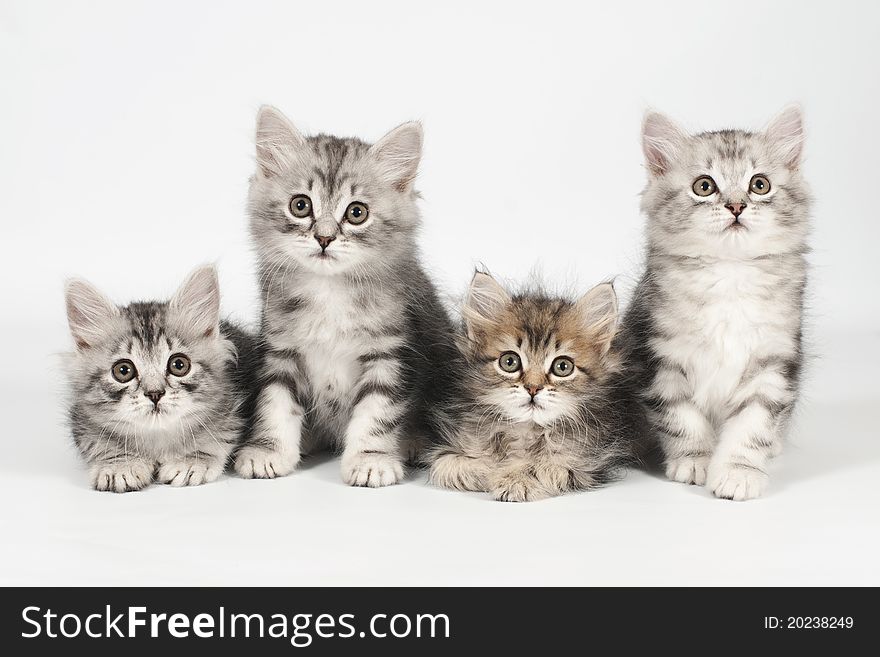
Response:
[764,617,854,629]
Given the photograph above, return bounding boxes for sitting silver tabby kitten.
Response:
[235,106,457,487]
[622,106,810,500]
[428,273,640,502]
[64,266,254,492]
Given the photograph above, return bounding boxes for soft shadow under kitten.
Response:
[428,272,641,502]
[64,265,256,492]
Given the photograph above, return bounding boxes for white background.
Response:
[1,0,878,585]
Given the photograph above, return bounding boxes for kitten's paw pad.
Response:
[156,460,222,487]
[342,452,404,488]
[90,461,153,493]
[492,475,548,502]
[665,455,710,486]
[234,446,298,479]
[708,465,768,501]
[429,454,489,491]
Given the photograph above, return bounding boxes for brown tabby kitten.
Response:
[427,272,640,502]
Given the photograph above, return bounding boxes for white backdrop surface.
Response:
[1,0,878,585]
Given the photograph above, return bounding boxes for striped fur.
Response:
[427,273,643,502]
[63,266,255,492]
[620,107,810,500]
[234,106,457,487]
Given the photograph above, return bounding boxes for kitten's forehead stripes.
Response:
[308,135,368,197]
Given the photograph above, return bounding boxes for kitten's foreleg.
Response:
[341,359,407,487]
[655,401,716,486]
[489,463,549,502]
[708,366,794,501]
[234,381,303,479]
[76,429,155,493]
[428,442,493,492]
[646,365,715,485]
[88,455,155,493]
[157,431,234,487]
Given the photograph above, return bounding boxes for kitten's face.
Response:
[248,106,423,277]
[462,274,618,427]
[641,107,810,258]
[65,267,231,441]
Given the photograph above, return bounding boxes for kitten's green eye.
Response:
[692,176,717,197]
[111,359,137,383]
[749,174,771,195]
[550,356,575,377]
[167,354,191,377]
[345,202,369,225]
[289,195,313,218]
[498,351,522,373]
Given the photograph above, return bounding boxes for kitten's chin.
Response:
[503,403,560,427]
[292,250,356,274]
[131,405,185,429]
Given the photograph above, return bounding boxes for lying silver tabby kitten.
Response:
[64,266,255,492]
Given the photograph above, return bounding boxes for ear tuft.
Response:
[574,283,619,356]
[169,265,221,339]
[255,105,305,178]
[65,279,118,351]
[765,105,805,169]
[368,121,423,192]
[463,271,510,339]
[642,111,687,177]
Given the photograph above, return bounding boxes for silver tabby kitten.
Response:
[234,106,457,487]
[65,266,251,492]
[621,106,810,500]
[428,273,638,502]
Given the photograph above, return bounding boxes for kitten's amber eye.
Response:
[498,351,522,373]
[749,174,771,195]
[289,195,313,218]
[111,359,137,383]
[692,176,717,197]
[345,202,369,225]
[551,356,575,377]
[167,354,191,377]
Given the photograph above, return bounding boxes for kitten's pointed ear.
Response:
[642,111,687,177]
[368,121,423,192]
[765,105,805,169]
[169,265,221,339]
[463,271,510,337]
[65,279,118,351]
[255,105,305,178]
[574,283,619,355]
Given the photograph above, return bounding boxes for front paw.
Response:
[707,463,768,501]
[429,454,490,491]
[665,455,711,486]
[533,463,583,494]
[342,452,404,488]
[90,460,154,493]
[491,472,549,502]
[157,459,223,487]
[234,445,299,479]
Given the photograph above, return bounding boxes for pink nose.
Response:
[725,202,746,218]
[526,385,543,398]
[315,235,336,250]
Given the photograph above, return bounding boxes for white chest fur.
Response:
[652,258,800,412]
[269,273,398,406]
